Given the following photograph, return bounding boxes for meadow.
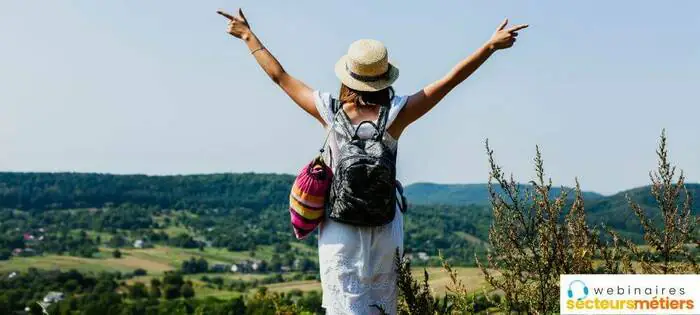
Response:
[0,245,490,298]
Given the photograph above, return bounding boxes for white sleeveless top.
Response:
[312,90,408,315]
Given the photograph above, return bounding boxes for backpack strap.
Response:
[334,102,356,139]
[334,99,391,141]
[331,98,341,114]
[374,104,390,141]
[396,180,408,213]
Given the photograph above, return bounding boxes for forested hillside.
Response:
[585,183,700,240]
[0,172,697,249]
[0,172,697,313]
[0,172,293,211]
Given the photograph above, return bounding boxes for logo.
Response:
[560,274,699,314]
[567,280,589,301]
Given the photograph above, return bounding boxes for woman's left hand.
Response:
[217,8,252,41]
[488,18,528,51]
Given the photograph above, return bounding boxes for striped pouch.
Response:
[289,158,332,239]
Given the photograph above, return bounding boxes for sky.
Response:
[0,1,698,195]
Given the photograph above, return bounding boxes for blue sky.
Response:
[1,1,698,195]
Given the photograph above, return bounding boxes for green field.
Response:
[0,246,491,298]
[0,246,288,274]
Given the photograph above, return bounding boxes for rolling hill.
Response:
[403,182,605,206]
[0,172,696,244]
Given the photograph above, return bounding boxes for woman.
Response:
[217,8,527,314]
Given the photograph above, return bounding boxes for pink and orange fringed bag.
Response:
[289,158,332,239]
[288,109,337,239]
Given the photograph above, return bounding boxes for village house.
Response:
[230,259,263,273]
[133,239,152,249]
[43,291,64,303]
[13,248,37,257]
[251,261,260,272]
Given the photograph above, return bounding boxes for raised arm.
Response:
[217,9,324,124]
[390,19,528,137]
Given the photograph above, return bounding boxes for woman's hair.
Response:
[339,84,394,107]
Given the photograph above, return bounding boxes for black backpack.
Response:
[326,99,405,226]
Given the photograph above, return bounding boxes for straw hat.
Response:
[334,39,399,92]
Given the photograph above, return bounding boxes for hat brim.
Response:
[334,55,399,92]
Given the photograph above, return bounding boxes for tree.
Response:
[181,283,195,299]
[0,295,11,315]
[299,258,316,272]
[79,246,96,258]
[270,254,282,272]
[63,279,80,293]
[149,286,162,299]
[108,236,128,248]
[297,291,323,314]
[0,249,10,261]
[196,258,208,274]
[163,285,181,300]
[163,272,184,288]
[129,282,148,300]
[112,249,122,259]
[225,296,247,314]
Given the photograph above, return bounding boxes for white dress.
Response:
[313,90,408,315]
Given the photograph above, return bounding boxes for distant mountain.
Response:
[0,172,294,211]
[0,172,695,244]
[404,182,698,243]
[585,183,700,241]
[404,182,606,206]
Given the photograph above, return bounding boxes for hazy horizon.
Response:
[1,1,699,195]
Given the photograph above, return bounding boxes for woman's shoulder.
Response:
[387,93,409,123]
[390,93,409,109]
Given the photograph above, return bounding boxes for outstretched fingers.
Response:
[506,24,529,33]
[216,10,235,20]
[217,8,247,24]
[238,8,248,23]
[496,18,509,31]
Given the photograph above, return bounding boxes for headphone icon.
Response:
[567,280,589,300]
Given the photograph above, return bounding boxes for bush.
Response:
[610,130,698,274]
[181,283,195,299]
[163,285,180,300]
[0,250,10,261]
[149,286,162,299]
[395,131,697,315]
[129,282,148,300]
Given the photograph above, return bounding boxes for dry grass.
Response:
[0,254,171,274]
[266,280,321,293]
[419,267,490,296]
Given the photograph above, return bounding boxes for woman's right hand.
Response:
[488,18,528,51]
[217,8,252,41]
